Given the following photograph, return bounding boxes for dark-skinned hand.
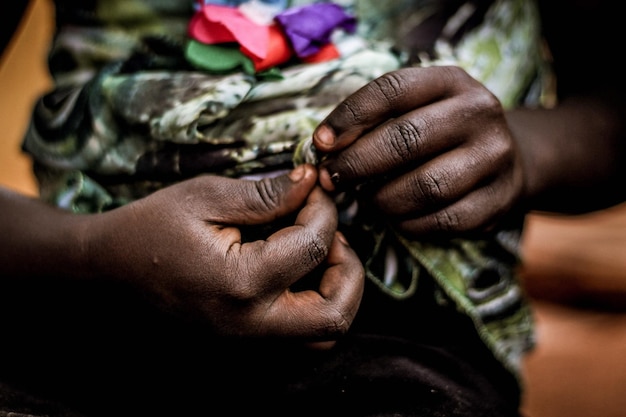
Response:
[0,164,364,344]
[313,65,525,236]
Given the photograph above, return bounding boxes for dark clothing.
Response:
[0,274,521,417]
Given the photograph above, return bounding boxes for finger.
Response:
[396,177,514,235]
[194,164,318,225]
[313,66,477,153]
[316,231,365,322]
[371,144,504,217]
[231,187,339,292]
[259,231,365,339]
[319,94,482,191]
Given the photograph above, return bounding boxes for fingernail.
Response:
[314,124,335,147]
[289,165,305,182]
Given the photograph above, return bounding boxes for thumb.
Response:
[195,164,319,225]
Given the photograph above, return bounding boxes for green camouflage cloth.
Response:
[23,0,552,379]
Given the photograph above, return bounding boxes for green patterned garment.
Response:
[23,0,553,379]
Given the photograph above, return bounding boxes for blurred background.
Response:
[0,0,52,196]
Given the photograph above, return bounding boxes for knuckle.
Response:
[442,65,473,87]
[469,89,502,120]
[438,65,469,92]
[434,207,461,232]
[251,177,281,211]
[478,88,501,110]
[442,65,501,108]
[387,119,425,162]
[412,169,452,205]
[371,71,406,105]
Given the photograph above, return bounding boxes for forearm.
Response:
[507,95,626,213]
[0,186,91,280]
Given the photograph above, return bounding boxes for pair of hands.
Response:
[91,66,524,343]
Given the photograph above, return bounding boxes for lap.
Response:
[0,276,521,417]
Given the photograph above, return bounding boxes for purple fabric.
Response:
[275,3,356,57]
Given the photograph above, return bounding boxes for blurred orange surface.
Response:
[0,0,53,196]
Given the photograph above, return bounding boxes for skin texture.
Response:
[0,164,364,342]
[314,65,525,236]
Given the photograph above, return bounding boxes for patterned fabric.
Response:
[23,0,553,379]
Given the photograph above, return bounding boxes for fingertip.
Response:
[318,168,336,192]
[313,124,336,150]
[288,164,306,182]
[289,163,318,184]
